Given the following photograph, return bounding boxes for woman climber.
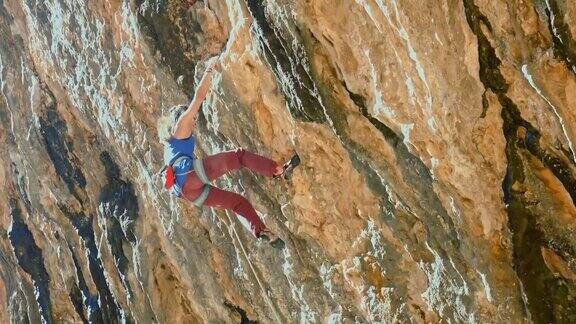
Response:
[159,57,299,249]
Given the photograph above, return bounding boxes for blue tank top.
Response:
[163,136,195,195]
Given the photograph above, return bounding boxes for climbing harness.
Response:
[161,155,211,206]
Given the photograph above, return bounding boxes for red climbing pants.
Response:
[181,149,278,237]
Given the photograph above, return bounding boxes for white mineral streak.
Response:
[434,32,444,45]
[383,0,433,114]
[427,117,437,131]
[20,59,40,141]
[341,222,402,321]
[521,64,575,160]
[375,0,433,112]
[364,49,396,119]
[420,243,474,321]
[356,0,435,138]
[400,123,414,146]
[282,248,317,323]
[118,0,138,68]
[430,157,439,179]
[449,257,469,295]
[363,286,402,322]
[319,262,337,299]
[326,308,343,323]
[355,0,412,132]
[0,53,14,134]
[366,220,386,260]
[544,0,575,71]
[449,196,462,223]
[476,270,493,303]
[519,280,533,322]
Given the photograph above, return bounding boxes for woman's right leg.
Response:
[201,149,278,181]
[201,185,266,237]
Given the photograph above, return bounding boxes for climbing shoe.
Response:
[275,154,300,180]
[259,229,285,250]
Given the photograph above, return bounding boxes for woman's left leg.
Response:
[201,185,266,237]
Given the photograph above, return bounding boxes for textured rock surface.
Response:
[1,0,576,322]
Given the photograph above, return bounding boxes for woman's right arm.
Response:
[172,59,220,139]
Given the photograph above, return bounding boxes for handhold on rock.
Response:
[277,154,301,180]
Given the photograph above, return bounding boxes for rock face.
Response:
[1,0,576,322]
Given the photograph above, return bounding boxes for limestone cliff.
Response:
[1,0,575,322]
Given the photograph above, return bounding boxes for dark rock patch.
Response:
[60,206,124,323]
[8,198,53,324]
[99,151,140,295]
[38,86,86,202]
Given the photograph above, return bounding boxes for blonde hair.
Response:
[157,104,187,142]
